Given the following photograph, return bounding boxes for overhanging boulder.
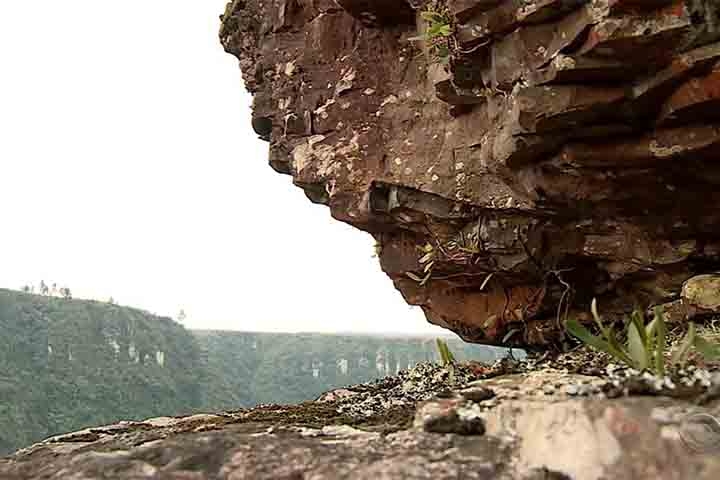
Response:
[219,0,720,347]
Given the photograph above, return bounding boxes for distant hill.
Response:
[192,330,506,410]
[0,289,201,455]
[0,289,507,455]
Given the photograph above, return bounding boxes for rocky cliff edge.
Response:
[2,358,720,479]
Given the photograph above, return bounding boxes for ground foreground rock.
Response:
[2,360,720,479]
[219,0,720,347]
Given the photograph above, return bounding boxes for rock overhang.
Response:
[220,0,720,348]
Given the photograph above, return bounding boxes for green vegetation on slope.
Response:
[0,289,201,455]
[1,289,506,455]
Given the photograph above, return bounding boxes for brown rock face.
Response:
[219,0,720,347]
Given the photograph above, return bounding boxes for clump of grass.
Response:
[436,338,456,366]
[566,299,720,375]
[409,1,453,64]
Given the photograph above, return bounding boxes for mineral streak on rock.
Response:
[219,0,720,347]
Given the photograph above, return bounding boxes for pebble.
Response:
[415,399,486,436]
[565,385,580,396]
[457,387,495,403]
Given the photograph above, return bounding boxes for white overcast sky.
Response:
[0,1,446,335]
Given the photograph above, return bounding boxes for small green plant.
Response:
[219,0,241,37]
[372,240,382,258]
[566,299,720,375]
[406,242,436,286]
[408,2,453,63]
[436,338,456,366]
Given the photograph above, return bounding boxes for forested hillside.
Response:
[0,289,506,455]
[193,331,505,409]
[0,289,201,455]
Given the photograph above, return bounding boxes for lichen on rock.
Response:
[3,358,720,479]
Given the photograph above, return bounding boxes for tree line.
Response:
[21,281,72,299]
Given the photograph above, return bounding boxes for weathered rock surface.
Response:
[3,360,720,479]
[219,0,720,347]
[649,272,720,321]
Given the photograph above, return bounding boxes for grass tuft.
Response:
[566,299,720,374]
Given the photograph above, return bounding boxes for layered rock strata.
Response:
[220,0,720,347]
